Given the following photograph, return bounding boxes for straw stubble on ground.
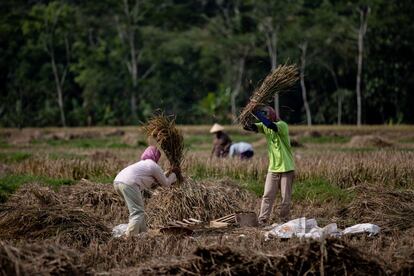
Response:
[0,125,413,275]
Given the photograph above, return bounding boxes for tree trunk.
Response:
[231,54,246,122]
[299,42,311,126]
[338,94,342,125]
[319,61,341,125]
[122,0,139,122]
[265,25,279,115]
[356,7,370,126]
[50,53,66,127]
[129,35,138,122]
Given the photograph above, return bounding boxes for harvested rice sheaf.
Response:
[5,183,62,206]
[146,179,257,227]
[341,185,414,232]
[60,179,126,223]
[135,239,386,275]
[238,64,299,126]
[0,241,89,276]
[0,205,111,246]
[144,114,184,182]
[0,184,111,246]
[340,185,414,232]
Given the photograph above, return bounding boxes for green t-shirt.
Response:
[255,121,295,173]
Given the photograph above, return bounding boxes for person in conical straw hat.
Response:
[210,123,232,158]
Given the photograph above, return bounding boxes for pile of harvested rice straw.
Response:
[127,239,386,275]
[146,179,256,227]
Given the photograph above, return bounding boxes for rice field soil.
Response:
[0,125,413,275]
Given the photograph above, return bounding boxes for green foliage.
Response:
[197,86,231,123]
[293,178,354,204]
[1,0,413,126]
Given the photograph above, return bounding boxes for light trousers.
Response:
[258,171,295,223]
[114,182,147,236]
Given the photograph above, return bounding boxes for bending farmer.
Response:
[244,106,295,224]
[113,146,177,236]
[229,142,254,160]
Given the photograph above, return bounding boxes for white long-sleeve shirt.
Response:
[229,142,253,157]
[114,159,176,190]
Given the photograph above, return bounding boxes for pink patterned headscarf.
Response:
[140,146,161,163]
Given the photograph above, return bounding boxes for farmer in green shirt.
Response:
[244,106,295,224]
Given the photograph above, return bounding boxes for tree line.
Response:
[1,0,413,127]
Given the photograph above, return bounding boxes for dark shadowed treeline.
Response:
[1,0,413,126]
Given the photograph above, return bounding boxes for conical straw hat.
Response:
[210,123,224,133]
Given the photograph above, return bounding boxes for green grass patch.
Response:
[35,137,134,149]
[89,175,116,183]
[299,135,350,144]
[184,135,211,145]
[0,152,32,163]
[0,139,10,148]
[230,134,260,144]
[240,178,263,196]
[293,178,354,204]
[0,174,75,202]
[399,137,414,143]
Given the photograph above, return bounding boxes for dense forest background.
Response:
[1,0,413,127]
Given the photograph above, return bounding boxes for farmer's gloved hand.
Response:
[254,111,278,132]
[243,123,258,132]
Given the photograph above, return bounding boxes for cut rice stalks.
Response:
[238,64,299,126]
[144,114,184,182]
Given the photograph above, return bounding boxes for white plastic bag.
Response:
[264,218,342,240]
[112,224,128,238]
[297,223,340,240]
[264,218,380,241]
[265,217,312,239]
[342,223,380,236]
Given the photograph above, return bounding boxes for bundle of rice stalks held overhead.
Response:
[238,64,299,126]
[144,114,184,182]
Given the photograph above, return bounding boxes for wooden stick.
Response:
[215,214,235,222]
[220,217,235,223]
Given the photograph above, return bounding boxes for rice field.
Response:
[0,125,413,275]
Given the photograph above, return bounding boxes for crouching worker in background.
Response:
[113,146,177,237]
[229,142,254,160]
[210,123,232,158]
[243,106,295,225]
